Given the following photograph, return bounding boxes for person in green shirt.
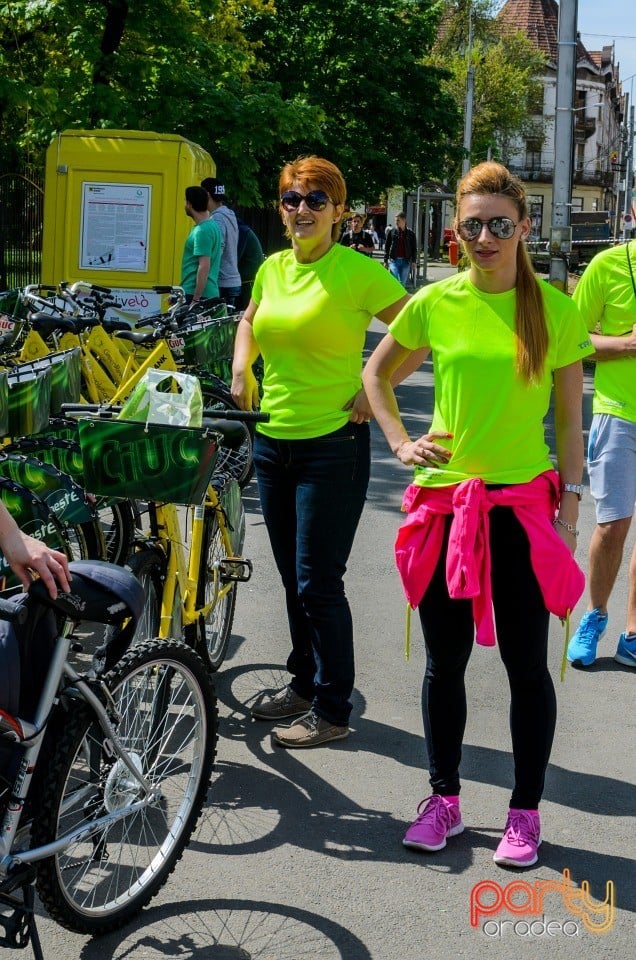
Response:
[364,161,592,868]
[231,155,411,748]
[180,186,222,304]
[567,239,636,670]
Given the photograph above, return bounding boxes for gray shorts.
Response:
[587,413,636,522]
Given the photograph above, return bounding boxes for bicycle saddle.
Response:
[29,559,145,626]
[203,418,247,450]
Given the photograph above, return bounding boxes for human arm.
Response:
[362,332,451,466]
[383,231,393,264]
[588,328,636,360]
[553,360,584,552]
[192,255,211,303]
[0,503,71,598]
[231,299,261,410]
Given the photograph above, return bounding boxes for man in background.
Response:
[201,177,242,306]
[384,212,417,286]
[181,186,222,304]
[339,213,375,256]
[236,216,265,310]
[567,239,636,669]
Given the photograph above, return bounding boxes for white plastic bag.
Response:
[119,368,203,427]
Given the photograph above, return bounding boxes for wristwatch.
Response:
[561,482,583,500]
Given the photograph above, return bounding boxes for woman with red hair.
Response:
[232,156,411,748]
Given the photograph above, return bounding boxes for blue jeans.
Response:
[219,285,241,307]
[253,422,370,725]
[388,258,411,286]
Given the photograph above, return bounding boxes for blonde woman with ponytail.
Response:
[363,162,594,868]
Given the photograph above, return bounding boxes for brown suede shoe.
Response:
[251,685,312,721]
[272,710,349,748]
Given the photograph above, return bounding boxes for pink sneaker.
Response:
[403,794,463,852]
[493,808,541,867]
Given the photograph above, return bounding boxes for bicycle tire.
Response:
[96,497,139,565]
[126,548,165,644]
[200,383,254,488]
[32,639,216,935]
[188,508,237,671]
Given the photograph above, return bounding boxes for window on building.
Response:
[525,139,542,170]
[526,196,544,239]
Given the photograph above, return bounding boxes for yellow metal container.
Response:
[41,129,214,318]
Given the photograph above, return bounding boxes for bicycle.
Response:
[67,404,269,670]
[0,559,216,958]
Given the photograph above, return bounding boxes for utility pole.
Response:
[549,0,578,292]
[622,105,634,239]
[462,4,474,176]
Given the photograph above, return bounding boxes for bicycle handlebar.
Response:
[0,597,29,624]
[60,404,270,424]
[202,409,269,423]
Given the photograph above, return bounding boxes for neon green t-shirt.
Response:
[389,271,594,487]
[573,241,636,422]
[252,243,404,438]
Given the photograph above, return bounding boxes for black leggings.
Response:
[418,506,556,809]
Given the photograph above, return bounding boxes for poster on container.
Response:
[80,183,150,271]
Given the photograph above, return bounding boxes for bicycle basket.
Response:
[7,364,52,436]
[0,370,7,437]
[180,316,238,367]
[24,347,82,414]
[77,418,219,505]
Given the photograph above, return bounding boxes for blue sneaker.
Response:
[615,633,636,668]
[567,607,608,666]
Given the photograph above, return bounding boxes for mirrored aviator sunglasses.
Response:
[457,217,518,241]
[280,190,332,212]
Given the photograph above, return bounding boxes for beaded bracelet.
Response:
[553,517,579,537]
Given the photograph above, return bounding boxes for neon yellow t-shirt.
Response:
[252,243,404,438]
[573,241,636,422]
[389,272,594,487]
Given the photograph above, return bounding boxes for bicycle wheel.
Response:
[188,508,236,671]
[95,498,139,565]
[33,639,216,935]
[126,548,165,644]
[200,383,254,488]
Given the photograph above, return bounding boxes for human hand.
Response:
[344,389,373,423]
[230,369,260,411]
[2,530,71,599]
[552,518,578,554]
[395,431,453,467]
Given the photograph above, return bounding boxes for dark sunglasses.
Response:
[456,217,519,241]
[280,190,333,212]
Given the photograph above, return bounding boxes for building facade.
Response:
[499,0,627,241]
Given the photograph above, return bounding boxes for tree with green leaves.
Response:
[1,1,461,203]
[0,0,320,203]
[244,0,462,200]
[432,0,547,179]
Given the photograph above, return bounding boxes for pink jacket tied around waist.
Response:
[395,470,585,647]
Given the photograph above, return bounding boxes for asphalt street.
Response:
[35,262,635,960]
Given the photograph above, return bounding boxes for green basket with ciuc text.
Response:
[77,418,220,505]
[180,316,238,367]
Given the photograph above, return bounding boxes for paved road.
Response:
[36,269,634,959]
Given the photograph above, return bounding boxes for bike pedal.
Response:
[218,557,253,583]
